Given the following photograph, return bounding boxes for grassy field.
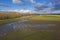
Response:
[1,15,60,40]
[3,31,56,40]
[28,15,60,21]
[25,15,60,31]
[0,16,31,26]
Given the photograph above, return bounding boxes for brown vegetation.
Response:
[0,12,23,20]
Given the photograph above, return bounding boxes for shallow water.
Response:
[0,20,56,37]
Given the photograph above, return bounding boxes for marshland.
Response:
[0,12,60,40]
[0,0,60,40]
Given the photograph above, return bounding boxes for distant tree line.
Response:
[0,12,23,20]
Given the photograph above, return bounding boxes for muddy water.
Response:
[0,20,56,37]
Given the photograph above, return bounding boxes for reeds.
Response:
[0,12,23,20]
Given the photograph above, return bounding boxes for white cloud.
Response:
[12,0,24,5]
[52,10,60,13]
[1,9,60,14]
[52,0,60,10]
[19,10,31,14]
[34,3,48,11]
[26,0,35,3]
[3,9,31,13]
[53,0,60,4]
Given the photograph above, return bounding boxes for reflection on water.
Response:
[0,20,56,37]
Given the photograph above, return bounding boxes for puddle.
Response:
[0,20,56,37]
[0,20,56,31]
[27,24,56,28]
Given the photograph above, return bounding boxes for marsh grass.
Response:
[0,15,60,40]
[3,30,59,40]
[28,15,60,21]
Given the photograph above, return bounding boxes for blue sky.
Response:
[0,0,52,10]
[0,0,60,13]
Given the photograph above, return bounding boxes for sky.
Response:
[0,0,60,13]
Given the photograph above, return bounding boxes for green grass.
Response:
[28,15,60,21]
[1,15,60,40]
[0,16,31,26]
[3,31,36,40]
[3,31,60,40]
[0,16,29,22]
[25,15,60,31]
[23,32,55,40]
[0,17,21,26]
